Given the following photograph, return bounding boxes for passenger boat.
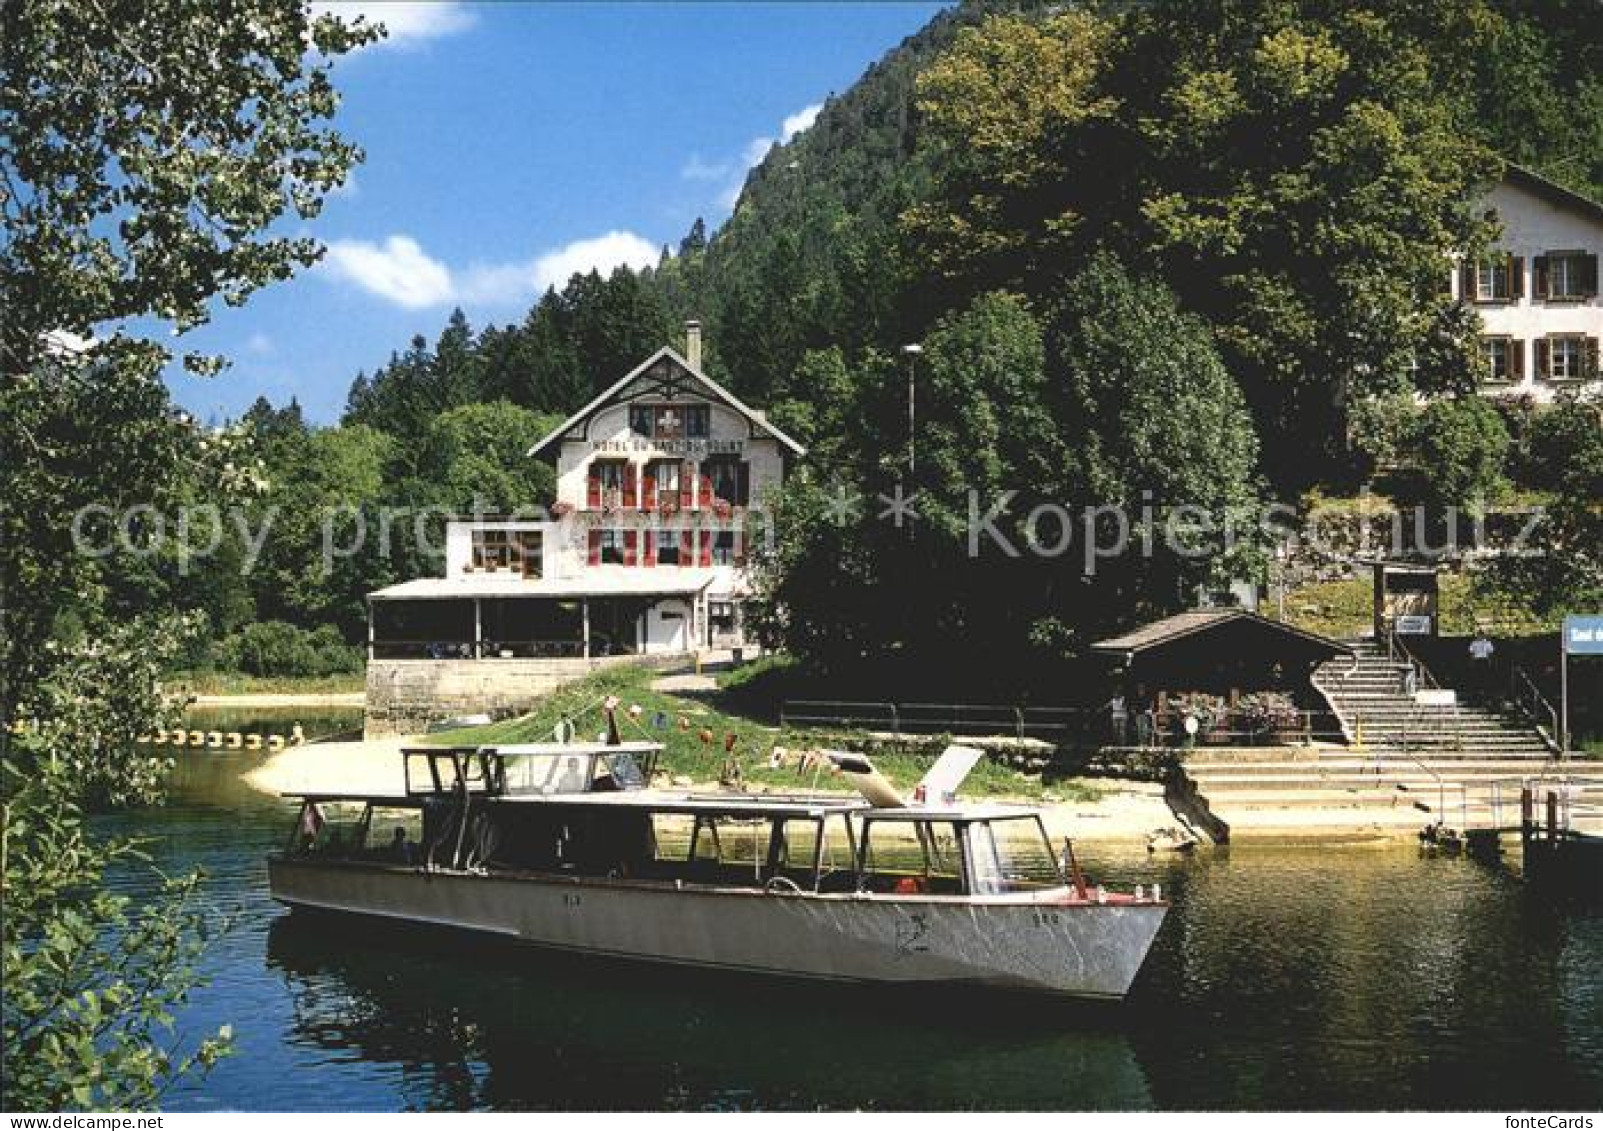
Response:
[267,735,1168,999]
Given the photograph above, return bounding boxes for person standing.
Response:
[1469,632,1496,699]
[1107,693,1129,746]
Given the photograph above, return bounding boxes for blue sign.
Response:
[1564,615,1603,656]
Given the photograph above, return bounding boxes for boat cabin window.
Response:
[500,753,595,795]
[288,802,423,865]
[857,818,966,895]
[593,751,646,791]
[966,817,1064,895]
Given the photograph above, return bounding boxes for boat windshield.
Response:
[966,816,1065,895]
[858,818,966,895]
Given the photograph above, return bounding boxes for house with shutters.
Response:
[364,322,803,731]
[1454,166,1602,400]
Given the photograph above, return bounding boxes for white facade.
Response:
[1453,169,1602,401]
[374,335,803,658]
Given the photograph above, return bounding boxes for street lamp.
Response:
[901,343,922,476]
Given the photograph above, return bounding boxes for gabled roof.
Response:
[1498,164,1603,225]
[1091,609,1349,660]
[526,346,806,459]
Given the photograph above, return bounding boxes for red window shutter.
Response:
[1535,338,1550,379]
[699,529,712,568]
[1509,339,1524,382]
[622,463,637,509]
[1533,255,1549,299]
[679,461,694,508]
[623,530,637,567]
[1509,256,1524,300]
[587,465,601,509]
[679,529,693,565]
[642,530,655,567]
[643,464,657,510]
[588,530,601,566]
[698,467,713,507]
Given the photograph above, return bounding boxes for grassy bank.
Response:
[1275,573,1559,640]
[426,663,1101,802]
[170,671,367,696]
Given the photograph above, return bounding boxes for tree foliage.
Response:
[1,0,372,1110]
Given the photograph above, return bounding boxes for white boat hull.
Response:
[268,859,1166,999]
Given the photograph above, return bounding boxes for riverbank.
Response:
[190,691,366,708]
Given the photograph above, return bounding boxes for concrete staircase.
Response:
[1311,639,1554,760]
[1181,639,1559,840]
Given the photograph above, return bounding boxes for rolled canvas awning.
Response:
[368,570,718,602]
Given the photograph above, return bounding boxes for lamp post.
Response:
[901,343,922,476]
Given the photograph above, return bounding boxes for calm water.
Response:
[90,754,1602,1112]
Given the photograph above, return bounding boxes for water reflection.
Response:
[1122,846,1603,1109]
[263,913,1155,1111]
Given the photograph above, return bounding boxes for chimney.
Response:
[684,319,703,369]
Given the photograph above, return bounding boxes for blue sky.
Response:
[166,1,946,425]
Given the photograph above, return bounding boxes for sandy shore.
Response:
[243,737,1180,845]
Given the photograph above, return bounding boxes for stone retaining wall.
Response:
[364,653,689,737]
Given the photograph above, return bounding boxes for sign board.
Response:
[1563,615,1603,656]
[1414,689,1457,707]
[1395,615,1433,636]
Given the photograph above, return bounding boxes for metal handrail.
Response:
[1385,628,1440,691]
[778,699,1340,746]
[1509,664,1562,752]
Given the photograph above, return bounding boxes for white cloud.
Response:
[781,103,822,142]
[319,230,660,310]
[681,155,732,182]
[693,102,823,214]
[321,235,454,309]
[529,231,660,292]
[311,2,477,50]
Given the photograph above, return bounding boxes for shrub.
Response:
[222,621,362,678]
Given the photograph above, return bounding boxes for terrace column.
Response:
[473,598,482,660]
[582,598,591,660]
[366,599,375,661]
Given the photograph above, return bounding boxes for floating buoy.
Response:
[205,731,223,748]
[245,734,263,751]
[188,730,205,747]
[226,732,243,749]
[170,728,188,745]
[147,733,166,745]
[267,734,285,751]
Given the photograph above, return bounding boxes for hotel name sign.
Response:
[590,438,746,457]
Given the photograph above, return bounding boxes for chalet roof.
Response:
[527,346,806,459]
[368,571,717,602]
[1091,609,1350,661]
[1499,164,1603,225]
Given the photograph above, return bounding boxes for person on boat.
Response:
[390,827,417,864]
